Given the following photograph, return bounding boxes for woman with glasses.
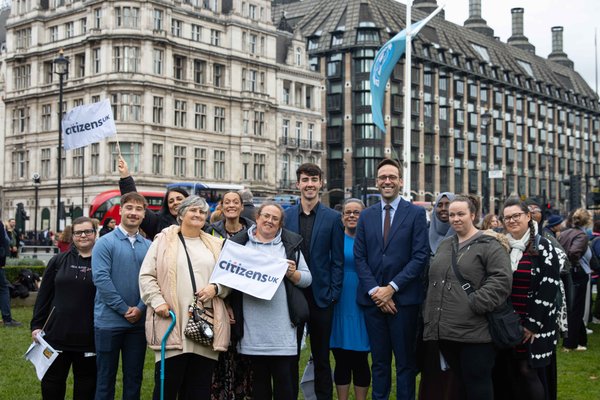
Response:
[494,198,563,400]
[228,202,312,399]
[31,217,99,399]
[330,199,370,400]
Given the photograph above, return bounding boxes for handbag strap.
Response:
[450,237,475,295]
[178,232,197,294]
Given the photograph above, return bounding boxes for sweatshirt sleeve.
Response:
[30,256,60,331]
[92,239,129,316]
[295,251,312,288]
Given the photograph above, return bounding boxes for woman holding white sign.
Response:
[139,196,231,400]
[228,202,312,400]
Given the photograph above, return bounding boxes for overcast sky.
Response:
[409,0,599,95]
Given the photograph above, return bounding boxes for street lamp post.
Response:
[54,49,69,234]
[32,173,41,245]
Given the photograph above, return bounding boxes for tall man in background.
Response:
[285,163,344,400]
[92,193,152,400]
[354,159,429,400]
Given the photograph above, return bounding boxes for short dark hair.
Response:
[376,159,402,177]
[296,163,322,181]
[73,216,97,231]
[121,192,148,208]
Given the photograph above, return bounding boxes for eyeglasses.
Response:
[501,212,526,223]
[377,175,399,182]
[73,229,95,237]
[259,213,281,223]
[343,210,361,216]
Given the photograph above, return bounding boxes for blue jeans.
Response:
[0,268,13,322]
[94,326,146,400]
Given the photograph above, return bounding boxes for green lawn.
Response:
[2,304,599,399]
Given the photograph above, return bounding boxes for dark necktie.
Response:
[383,204,391,244]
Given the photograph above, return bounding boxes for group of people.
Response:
[25,156,595,400]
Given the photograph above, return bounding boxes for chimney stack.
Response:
[548,27,574,69]
[507,7,535,54]
[413,0,444,18]
[464,0,494,37]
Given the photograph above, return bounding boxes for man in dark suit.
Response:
[354,159,429,400]
[285,163,344,400]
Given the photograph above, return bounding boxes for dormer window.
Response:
[331,32,343,46]
[356,29,379,43]
[308,37,319,50]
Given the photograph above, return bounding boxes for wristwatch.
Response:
[211,283,219,295]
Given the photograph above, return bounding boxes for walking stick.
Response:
[160,310,176,400]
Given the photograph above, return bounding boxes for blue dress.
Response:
[330,234,370,351]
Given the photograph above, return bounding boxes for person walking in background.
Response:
[118,157,189,240]
[482,213,501,231]
[56,226,72,253]
[140,196,230,400]
[0,220,21,327]
[423,195,512,399]
[354,159,429,400]
[31,217,98,399]
[330,199,371,400]
[284,163,344,400]
[230,202,312,400]
[558,208,592,352]
[7,218,21,258]
[494,198,563,400]
[99,218,116,237]
[239,189,257,222]
[92,193,152,400]
[428,192,456,254]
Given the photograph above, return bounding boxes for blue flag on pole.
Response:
[370,8,442,133]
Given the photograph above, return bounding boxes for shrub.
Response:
[3,263,46,283]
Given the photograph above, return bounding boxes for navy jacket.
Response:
[284,203,344,308]
[354,198,429,306]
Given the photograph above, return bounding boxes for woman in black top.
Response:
[118,157,189,239]
[31,217,98,399]
[99,217,116,237]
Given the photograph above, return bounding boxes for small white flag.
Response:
[62,99,116,150]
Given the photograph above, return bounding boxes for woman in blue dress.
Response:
[330,198,370,400]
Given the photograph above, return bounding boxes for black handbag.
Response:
[451,240,523,349]
[284,277,309,327]
[179,233,214,346]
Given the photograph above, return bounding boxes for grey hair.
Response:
[239,188,254,203]
[177,195,209,224]
[343,198,366,210]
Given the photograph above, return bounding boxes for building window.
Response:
[249,34,257,54]
[75,53,85,78]
[153,49,164,75]
[210,29,221,46]
[73,98,84,107]
[12,106,30,134]
[93,48,101,73]
[174,55,187,80]
[192,24,201,41]
[41,104,52,131]
[113,46,140,72]
[153,9,163,30]
[15,28,32,49]
[246,69,257,92]
[90,143,99,175]
[295,121,302,141]
[94,8,101,29]
[171,19,183,37]
[72,148,84,177]
[253,111,264,136]
[194,148,206,178]
[193,60,205,84]
[214,106,225,132]
[153,96,163,124]
[253,153,265,181]
[115,7,140,28]
[308,123,315,146]
[151,144,163,174]
[80,17,87,34]
[195,103,206,130]
[213,64,224,87]
[43,61,53,84]
[174,145,186,177]
[49,26,58,42]
[111,142,141,173]
[248,4,257,19]
[242,110,249,134]
[41,148,51,178]
[13,64,31,90]
[91,95,100,103]
[282,119,289,139]
[65,21,74,38]
[214,150,225,179]
[12,151,29,180]
[111,93,142,121]
[174,100,187,128]
[295,47,302,66]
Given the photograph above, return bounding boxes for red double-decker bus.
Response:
[89,190,164,225]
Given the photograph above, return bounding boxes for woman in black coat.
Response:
[117,157,188,240]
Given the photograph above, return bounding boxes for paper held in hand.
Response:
[24,332,59,380]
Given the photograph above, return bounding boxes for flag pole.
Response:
[402,0,413,200]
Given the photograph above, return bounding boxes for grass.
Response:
[2,305,599,399]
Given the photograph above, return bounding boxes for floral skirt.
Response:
[211,346,253,400]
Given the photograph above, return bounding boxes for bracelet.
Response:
[211,283,219,295]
